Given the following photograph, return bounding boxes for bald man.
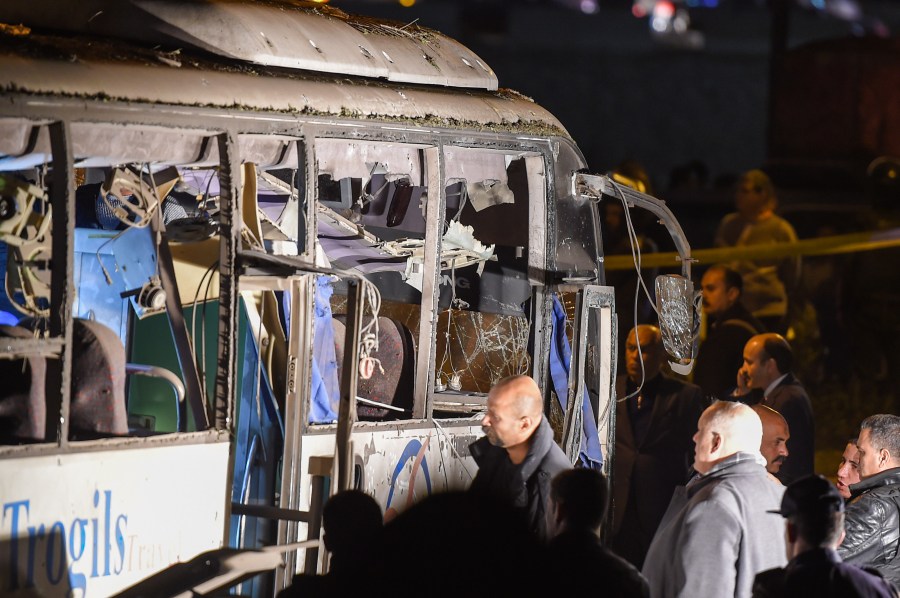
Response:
[469,375,571,539]
[612,324,706,569]
[642,401,787,598]
[752,404,790,478]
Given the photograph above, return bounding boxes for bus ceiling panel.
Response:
[443,147,517,185]
[315,139,428,183]
[0,0,498,92]
[0,118,44,159]
[238,135,300,171]
[70,123,216,167]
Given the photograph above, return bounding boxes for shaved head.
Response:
[490,375,543,419]
[693,401,763,474]
[481,375,544,464]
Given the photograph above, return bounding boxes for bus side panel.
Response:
[0,442,230,597]
[293,422,481,570]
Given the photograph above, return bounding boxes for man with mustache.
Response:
[469,374,571,539]
[752,404,790,480]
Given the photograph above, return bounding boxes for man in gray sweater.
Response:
[642,401,787,597]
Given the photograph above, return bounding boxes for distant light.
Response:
[580,0,599,14]
[632,0,652,18]
[651,15,669,32]
[311,0,329,3]
[653,1,676,19]
[811,0,825,8]
[399,0,415,6]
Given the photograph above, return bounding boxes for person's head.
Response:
[693,401,763,475]
[835,440,861,499]
[769,474,845,560]
[856,414,900,479]
[700,265,743,318]
[322,490,383,556]
[752,404,790,474]
[481,375,543,453]
[739,333,792,390]
[625,324,665,383]
[734,169,776,220]
[546,468,608,538]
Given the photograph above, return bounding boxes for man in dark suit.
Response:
[611,325,706,569]
[734,333,814,485]
[693,264,765,400]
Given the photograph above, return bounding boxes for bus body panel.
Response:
[0,441,231,597]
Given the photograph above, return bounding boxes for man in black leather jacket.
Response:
[838,414,900,588]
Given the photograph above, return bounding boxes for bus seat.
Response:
[70,318,129,437]
[332,316,415,420]
[0,324,46,441]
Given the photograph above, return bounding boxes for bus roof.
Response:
[0,0,498,91]
[0,1,569,137]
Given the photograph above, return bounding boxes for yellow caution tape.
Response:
[603,227,900,271]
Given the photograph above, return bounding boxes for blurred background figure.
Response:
[714,169,800,335]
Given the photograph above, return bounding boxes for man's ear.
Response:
[519,416,533,433]
[879,447,891,468]
[726,286,740,304]
[710,432,722,454]
[786,521,798,543]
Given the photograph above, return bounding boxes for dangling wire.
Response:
[357,277,384,379]
[610,179,658,403]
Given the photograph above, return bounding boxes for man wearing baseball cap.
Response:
[752,474,897,597]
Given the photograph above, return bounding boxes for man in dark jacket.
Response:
[547,468,649,597]
[734,333,814,484]
[612,324,706,568]
[838,414,900,588]
[469,374,571,539]
[753,474,897,598]
[694,265,764,400]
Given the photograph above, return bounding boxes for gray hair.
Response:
[860,414,900,459]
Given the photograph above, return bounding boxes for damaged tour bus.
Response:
[0,1,697,596]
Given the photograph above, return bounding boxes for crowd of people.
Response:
[276,168,898,597]
[279,371,899,597]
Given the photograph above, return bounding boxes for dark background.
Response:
[335,0,900,192]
